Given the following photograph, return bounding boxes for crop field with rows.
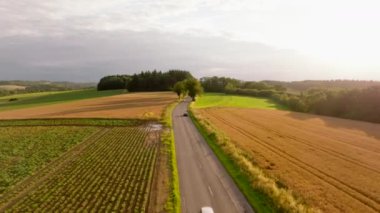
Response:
[0,126,99,194]
[0,125,160,212]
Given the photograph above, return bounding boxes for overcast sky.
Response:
[1,0,379,82]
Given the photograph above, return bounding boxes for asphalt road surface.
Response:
[173,99,254,213]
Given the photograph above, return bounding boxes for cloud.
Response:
[0,0,285,38]
[0,29,347,82]
[0,0,379,82]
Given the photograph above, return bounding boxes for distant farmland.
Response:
[0,85,26,91]
[0,92,177,120]
[196,107,380,212]
[0,89,123,111]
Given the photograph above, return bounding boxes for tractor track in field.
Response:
[225,109,380,175]
[205,110,380,212]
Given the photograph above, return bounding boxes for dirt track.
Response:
[197,108,380,212]
[0,92,177,120]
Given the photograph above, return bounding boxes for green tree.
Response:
[185,79,203,101]
[173,81,186,99]
[97,75,131,91]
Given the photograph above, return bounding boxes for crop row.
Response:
[7,126,158,212]
[0,126,98,195]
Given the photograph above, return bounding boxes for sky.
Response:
[1,0,379,82]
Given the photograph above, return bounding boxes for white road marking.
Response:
[216,174,242,212]
[208,185,214,197]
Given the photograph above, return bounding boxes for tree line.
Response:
[97,70,193,91]
[277,87,380,123]
[201,76,380,123]
[263,80,380,92]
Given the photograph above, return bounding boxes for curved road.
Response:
[173,99,254,213]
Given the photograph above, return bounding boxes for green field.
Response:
[5,127,157,212]
[0,120,161,212]
[193,93,287,110]
[0,126,99,194]
[0,89,124,111]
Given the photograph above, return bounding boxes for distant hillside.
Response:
[0,85,27,91]
[0,81,96,96]
[263,80,380,93]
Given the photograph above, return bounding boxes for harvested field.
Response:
[196,108,380,212]
[0,92,176,120]
[0,85,26,91]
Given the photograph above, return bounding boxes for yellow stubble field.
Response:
[0,92,177,120]
[197,107,380,212]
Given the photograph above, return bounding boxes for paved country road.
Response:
[173,99,254,213]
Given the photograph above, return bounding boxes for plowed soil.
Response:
[0,92,176,120]
[197,108,380,212]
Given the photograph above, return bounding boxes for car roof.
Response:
[201,207,214,213]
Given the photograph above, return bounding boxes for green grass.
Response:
[189,110,276,213]
[0,126,99,195]
[0,89,124,111]
[162,102,181,213]
[193,93,287,110]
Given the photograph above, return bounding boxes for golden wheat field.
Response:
[0,92,177,120]
[197,108,380,212]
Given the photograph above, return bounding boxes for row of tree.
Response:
[97,75,131,91]
[263,80,380,92]
[201,76,380,123]
[200,76,286,93]
[173,79,203,101]
[98,70,203,100]
[97,70,193,91]
[273,87,380,123]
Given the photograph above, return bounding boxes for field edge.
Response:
[160,101,181,213]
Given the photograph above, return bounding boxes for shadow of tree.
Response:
[286,111,380,141]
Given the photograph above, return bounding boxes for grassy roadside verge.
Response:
[189,107,317,213]
[161,102,181,213]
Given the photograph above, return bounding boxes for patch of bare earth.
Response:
[0,92,177,120]
[197,108,380,213]
[147,126,170,213]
